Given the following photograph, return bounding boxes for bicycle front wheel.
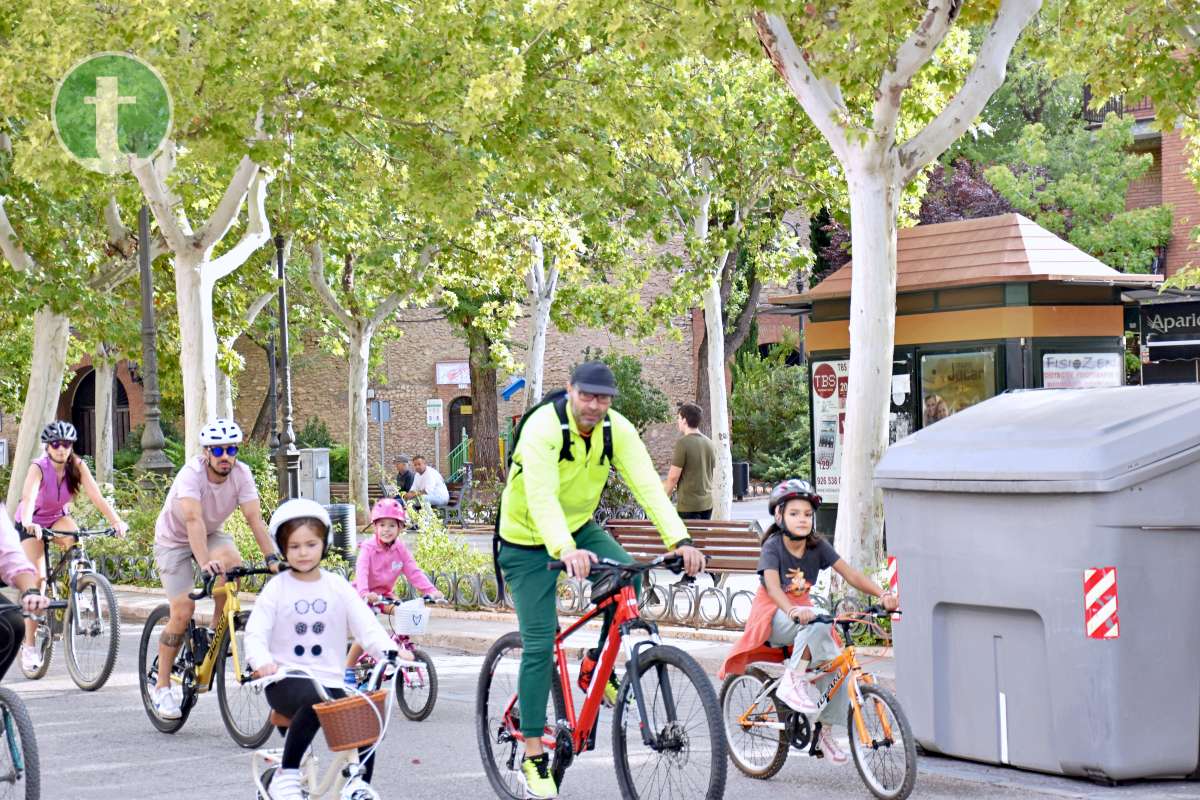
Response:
[19,612,53,683]
[397,647,438,722]
[216,618,273,748]
[849,684,917,800]
[612,644,727,800]
[63,572,120,691]
[0,686,39,800]
[475,631,566,800]
[137,604,194,733]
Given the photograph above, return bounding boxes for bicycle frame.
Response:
[736,636,896,751]
[504,580,662,756]
[192,580,245,692]
[36,531,104,638]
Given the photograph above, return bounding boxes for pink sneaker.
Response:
[818,725,848,764]
[775,668,820,713]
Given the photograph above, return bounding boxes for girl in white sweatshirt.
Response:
[246,499,395,800]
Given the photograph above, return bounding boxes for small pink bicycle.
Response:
[349,596,443,721]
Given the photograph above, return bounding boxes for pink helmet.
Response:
[371,498,406,525]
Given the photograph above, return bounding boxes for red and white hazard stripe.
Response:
[1083,567,1119,639]
[884,556,899,621]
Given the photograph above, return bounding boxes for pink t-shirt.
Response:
[154,456,259,547]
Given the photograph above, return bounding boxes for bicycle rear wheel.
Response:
[216,616,273,748]
[612,644,727,800]
[720,666,789,780]
[397,647,438,722]
[137,604,195,733]
[849,684,917,800]
[63,572,120,691]
[0,686,39,800]
[475,631,566,800]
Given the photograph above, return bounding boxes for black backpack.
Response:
[492,389,613,596]
[506,388,613,473]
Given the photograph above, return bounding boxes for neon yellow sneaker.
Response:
[520,754,557,799]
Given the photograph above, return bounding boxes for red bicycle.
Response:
[475,553,727,800]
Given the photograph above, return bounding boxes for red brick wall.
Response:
[1161,130,1200,276]
[1126,146,1163,210]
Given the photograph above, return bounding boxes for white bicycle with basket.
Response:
[251,655,400,800]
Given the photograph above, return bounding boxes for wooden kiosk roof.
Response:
[771,213,1161,305]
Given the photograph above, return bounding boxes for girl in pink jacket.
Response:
[345,498,443,673]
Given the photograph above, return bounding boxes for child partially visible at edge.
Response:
[344,498,444,680]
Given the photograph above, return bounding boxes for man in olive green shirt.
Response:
[498,361,703,799]
[663,402,716,519]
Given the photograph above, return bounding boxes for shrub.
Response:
[407,502,490,576]
[328,445,349,482]
[731,342,811,481]
[295,417,337,449]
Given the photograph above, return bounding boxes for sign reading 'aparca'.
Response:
[1141,302,1200,338]
[52,52,172,175]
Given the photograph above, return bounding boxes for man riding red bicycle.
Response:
[495,361,704,799]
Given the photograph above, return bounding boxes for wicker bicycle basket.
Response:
[313,690,388,752]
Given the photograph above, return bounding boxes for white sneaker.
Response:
[775,668,820,713]
[20,645,42,673]
[151,685,182,720]
[818,725,849,765]
[269,769,303,800]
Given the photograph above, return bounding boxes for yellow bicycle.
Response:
[138,565,276,747]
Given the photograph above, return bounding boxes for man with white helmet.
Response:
[149,418,281,720]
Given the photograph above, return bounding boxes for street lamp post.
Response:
[134,204,173,478]
[266,335,279,456]
[273,234,299,499]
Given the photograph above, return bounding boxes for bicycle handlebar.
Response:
[14,523,116,542]
[810,604,900,627]
[21,598,68,619]
[188,564,282,600]
[547,551,699,576]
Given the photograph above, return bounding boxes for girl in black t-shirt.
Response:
[756,479,897,764]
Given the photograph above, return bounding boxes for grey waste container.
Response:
[324,503,357,559]
[732,462,750,501]
[875,385,1200,781]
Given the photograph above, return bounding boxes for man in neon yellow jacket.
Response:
[498,361,704,799]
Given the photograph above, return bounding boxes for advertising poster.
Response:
[1042,353,1122,389]
[920,351,997,426]
[812,360,848,504]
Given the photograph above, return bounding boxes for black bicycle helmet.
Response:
[40,420,77,444]
[768,478,821,514]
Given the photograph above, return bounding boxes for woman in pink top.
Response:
[15,421,127,672]
[344,498,443,672]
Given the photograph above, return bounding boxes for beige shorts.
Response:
[154,533,237,599]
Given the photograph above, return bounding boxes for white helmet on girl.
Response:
[268,498,333,556]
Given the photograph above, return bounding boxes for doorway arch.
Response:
[69,368,131,458]
[448,395,473,452]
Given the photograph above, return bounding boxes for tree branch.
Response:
[752,12,852,162]
[197,155,261,252]
[307,241,356,329]
[131,143,192,253]
[726,261,761,354]
[243,289,276,327]
[0,199,34,272]
[897,0,1043,185]
[875,1,962,142]
[206,168,273,281]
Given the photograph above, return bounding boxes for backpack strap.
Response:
[601,416,613,466]
[552,394,574,462]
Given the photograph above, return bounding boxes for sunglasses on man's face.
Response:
[48,440,73,450]
[208,445,238,458]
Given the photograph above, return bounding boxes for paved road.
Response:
[9,627,1198,800]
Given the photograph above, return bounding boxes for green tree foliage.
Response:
[984,115,1173,272]
[731,341,810,483]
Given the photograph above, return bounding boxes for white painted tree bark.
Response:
[93,347,116,486]
[523,236,558,408]
[132,137,274,458]
[216,290,275,420]
[754,0,1041,570]
[309,242,435,515]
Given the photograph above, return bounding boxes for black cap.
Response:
[570,361,619,396]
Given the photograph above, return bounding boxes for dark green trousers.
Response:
[498,521,635,737]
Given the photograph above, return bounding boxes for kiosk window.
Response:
[920,351,997,426]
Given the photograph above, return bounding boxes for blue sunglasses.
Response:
[208,445,239,457]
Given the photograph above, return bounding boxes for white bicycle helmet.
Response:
[268,498,333,555]
[199,418,244,447]
[41,420,78,443]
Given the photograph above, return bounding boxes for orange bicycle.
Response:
[720,606,916,800]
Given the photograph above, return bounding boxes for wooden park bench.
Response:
[605,517,763,587]
[438,471,472,527]
[327,481,387,507]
